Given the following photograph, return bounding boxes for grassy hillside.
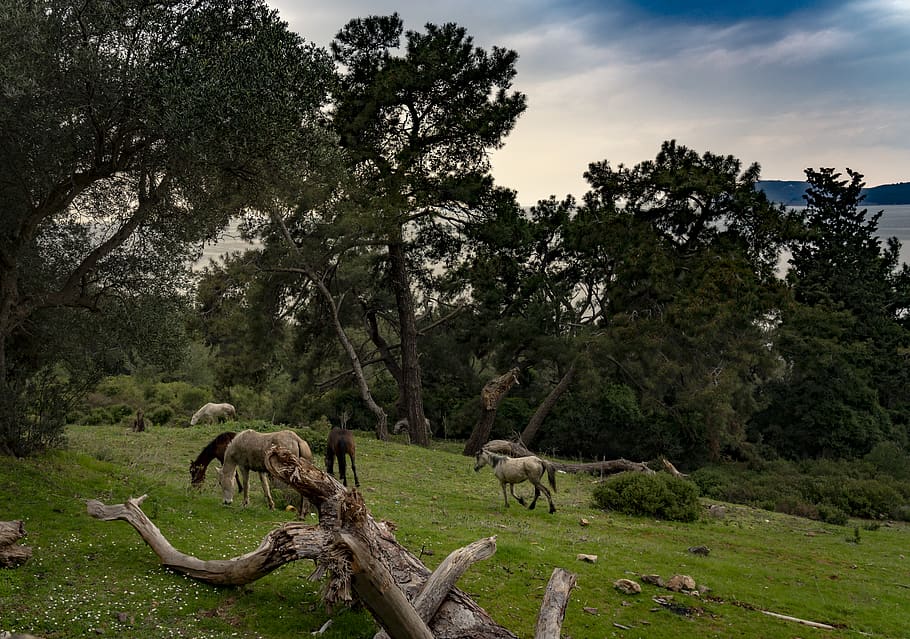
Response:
[1,423,907,638]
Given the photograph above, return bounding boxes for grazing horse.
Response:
[326,427,360,487]
[219,429,313,515]
[190,402,236,425]
[473,449,557,514]
[189,431,248,492]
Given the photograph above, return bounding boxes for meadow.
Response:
[1,422,907,638]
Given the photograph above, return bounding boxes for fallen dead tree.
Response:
[482,440,655,477]
[87,446,576,639]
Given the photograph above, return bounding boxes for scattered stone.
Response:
[582,606,598,615]
[707,504,726,519]
[579,518,590,526]
[614,578,641,595]
[687,545,710,556]
[576,553,598,563]
[666,574,696,592]
[640,574,664,587]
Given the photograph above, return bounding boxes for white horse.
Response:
[219,429,313,515]
[190,402,236,425]
[473,448,557,514]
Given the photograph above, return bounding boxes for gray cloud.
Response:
[271,1,910,203]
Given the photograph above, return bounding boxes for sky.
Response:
[269,0,910,206]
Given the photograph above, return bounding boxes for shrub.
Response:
[818,505,849,526]
[146,405,174,426]
[592,472,701,522]
[178,386,209,413]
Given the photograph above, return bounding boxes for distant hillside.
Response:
[758,180,910,206]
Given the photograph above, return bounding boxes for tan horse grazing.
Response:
[190,402,236,425]
[219,429,312,514]
[473,449,557,514]
[326,427,359,487]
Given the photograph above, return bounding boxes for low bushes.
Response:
[592,471,701,522]
[691,457,910,523]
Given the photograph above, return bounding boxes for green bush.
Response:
[592,472,701,522]
[818,504,849,526]
[146,405,174,426]
[178,386,209,412]
[691,460,910,522]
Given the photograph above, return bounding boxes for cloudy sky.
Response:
[270,0,910,205]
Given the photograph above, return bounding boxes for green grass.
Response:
[1,423,907,638]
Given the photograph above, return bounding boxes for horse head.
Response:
[216,466,235,505]
[473,450,489,472]
[189,461,205,487]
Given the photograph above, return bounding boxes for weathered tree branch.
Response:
[534,568,577,639]
[87,447,524,638]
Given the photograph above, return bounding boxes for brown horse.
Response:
[189,431,246,491]
[326,427,359,487]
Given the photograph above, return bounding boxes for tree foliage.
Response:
[0,0,335,454]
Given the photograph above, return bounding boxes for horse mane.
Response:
[190,431,238,484]
[194,432,236,465]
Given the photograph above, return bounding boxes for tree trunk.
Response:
[86,447,578,638]
[271,212,389,440]
[363,307,406,420]
[463,368,520,456]
[520,360,576,447]
[388,240,429,446]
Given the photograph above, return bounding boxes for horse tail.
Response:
[545,461,557,492]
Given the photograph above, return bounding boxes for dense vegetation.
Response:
[3,2,910,484]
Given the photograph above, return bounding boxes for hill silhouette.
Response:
[758,180,910,206]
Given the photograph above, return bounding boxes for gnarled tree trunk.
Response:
[87,447,576,638]
[463,368,520,456]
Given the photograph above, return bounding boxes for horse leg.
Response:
[349,453,360,487]
[510,483,526,507]
[339,453,347,487]
[528,484,540,510]
[326,449,335,478]
[239,468,251,506]
[537,481,556,514]
[258,472,274,509]
[500,481,510,508]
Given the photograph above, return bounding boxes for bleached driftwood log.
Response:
[88,446,575,639]
[534,568,577,639]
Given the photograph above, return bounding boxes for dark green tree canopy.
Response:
[0,0,337,454]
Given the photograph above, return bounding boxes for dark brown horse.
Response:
[189,431,243,491]
[326,427,359,487]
